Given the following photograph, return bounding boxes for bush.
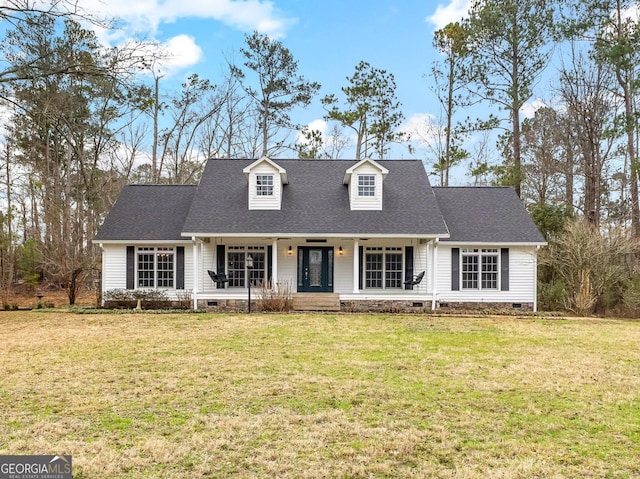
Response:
[103,289,171,309]
[539,219,640,315]
[257,280,293,312]
[621,277,640,318]
[538,279,566,311]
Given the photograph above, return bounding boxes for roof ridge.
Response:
[433,186,514,190]
[127,183,197,187]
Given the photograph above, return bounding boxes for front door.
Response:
[298,247,334,292]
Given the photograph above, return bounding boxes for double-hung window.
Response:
[256,175,274,196]
[227,246,266,287]
[358,175,376,197]
[365,247,403,289]
[461,248,498,290]
[137,247,174,288]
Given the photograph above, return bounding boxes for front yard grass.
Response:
[1,311,639,478]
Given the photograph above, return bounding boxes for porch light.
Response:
[338,246,344,255]
[288,245,293,255]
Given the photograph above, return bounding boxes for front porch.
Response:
[193,288,435,313]
[190,236,440,312]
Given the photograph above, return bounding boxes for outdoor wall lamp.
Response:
[338,246,344,255]
[288,245,293,255]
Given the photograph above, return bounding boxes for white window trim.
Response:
[460,248,499,290]
[136,247,175,289]
[364,247,404,290]
[256,174,274,196]
[227,246,267,288]
[357,174,376,197]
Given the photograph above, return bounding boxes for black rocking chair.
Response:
[207,270,229,288]
[403,270,425,290]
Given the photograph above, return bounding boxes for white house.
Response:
[93,157,546,312]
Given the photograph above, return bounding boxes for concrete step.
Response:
[292,293,340,311]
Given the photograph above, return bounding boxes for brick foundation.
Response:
[196,298,533,313]
[437,301,534,312]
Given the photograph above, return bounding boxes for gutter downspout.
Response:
[192,237,198,310]
[534,245,539,313]
[431,238,439,311]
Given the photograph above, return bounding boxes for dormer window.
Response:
[343,158,388,211]
[256,175,274,196]
[243,157,287,210]
[358,175,376,197]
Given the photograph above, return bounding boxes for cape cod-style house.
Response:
[93,157,546,312]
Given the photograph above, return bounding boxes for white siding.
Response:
[200,241,216,291]
[198,239,429,298]
[276,245,298,290]
[247,162,282,210]
[436,244,538,304]
[101,243,193,300]
[348,163,383,211]
[101,244,127,291]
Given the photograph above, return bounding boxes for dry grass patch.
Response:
[0,312,639,478]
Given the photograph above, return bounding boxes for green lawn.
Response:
[1,311,639,478]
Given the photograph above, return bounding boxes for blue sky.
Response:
[73,0,489,173]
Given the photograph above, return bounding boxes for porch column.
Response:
[271,238,278,288]
[353,239,359,293]
[192,237,198,310]
[431,238,439,310]
[533,246,539,312]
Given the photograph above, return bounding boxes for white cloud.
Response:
[160,35,204,76]
[306,119,328,135]
[0,102,14,140]
[425,0,472,30]
[520,98,547,119]
[296,119,328,144]
[78,0,296,77]
[80,0,296,40]
[401,113,440,146]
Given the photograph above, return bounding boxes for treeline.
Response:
[0,0,639,314]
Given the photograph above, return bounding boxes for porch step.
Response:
[292,293,341,311]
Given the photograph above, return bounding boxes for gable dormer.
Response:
[343,158,388,211]
[243,157,288,210]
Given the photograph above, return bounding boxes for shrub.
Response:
[257,280,293,312]
[540,219,639,315]
[537,279,566,311]
[175,289,192,309]
[103,289,171,309]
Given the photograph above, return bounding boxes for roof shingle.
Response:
[181,159,449,236]
[432,186,546,243]
[94,185,196,241]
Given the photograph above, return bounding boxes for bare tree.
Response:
[559,47,618,226]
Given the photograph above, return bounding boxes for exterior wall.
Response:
[436,244,537,306]
[348,162,384,211]
[102,240,539,311]
[198,238,431,297]
[101,244,127,291]
[247,161,282,210]
[101,243,193,301]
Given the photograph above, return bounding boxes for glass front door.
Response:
[298,247,334,292]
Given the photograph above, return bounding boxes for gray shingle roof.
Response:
[181,159,449,236]
[432,186,546,243]
[94,162,544,244]
[94,185,196,241]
